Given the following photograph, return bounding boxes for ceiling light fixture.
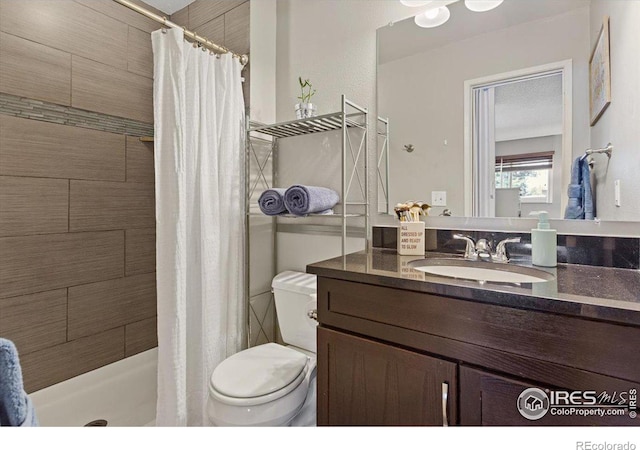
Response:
[414,6,451,28]
[464,0,504,12]
[401,0,505,29]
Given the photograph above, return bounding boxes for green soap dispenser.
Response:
[530,211,557,267]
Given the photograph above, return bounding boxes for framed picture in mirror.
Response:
[589,16,611,126]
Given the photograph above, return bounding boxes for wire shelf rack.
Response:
[249,112,366,139]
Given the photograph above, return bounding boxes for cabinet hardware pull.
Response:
[442,382,449,427]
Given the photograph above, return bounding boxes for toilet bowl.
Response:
[207,271,317,426]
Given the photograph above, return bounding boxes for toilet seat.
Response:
[209,343,310,407]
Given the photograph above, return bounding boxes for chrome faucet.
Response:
[453,234,521,263]
[492,237,521,263]
[453,234,478,260]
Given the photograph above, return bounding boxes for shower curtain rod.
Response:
[113,0,249,65]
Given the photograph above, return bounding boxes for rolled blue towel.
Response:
[258,188,287,216]
[284,185,340,216]
[0,338,38,426]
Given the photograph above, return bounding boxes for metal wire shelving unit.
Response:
[244,95,369,346]
[376,116,390,215]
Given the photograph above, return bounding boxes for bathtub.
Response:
[30,348,157,427]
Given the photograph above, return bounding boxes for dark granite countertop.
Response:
[307,249,640,327]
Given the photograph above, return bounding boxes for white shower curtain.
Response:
[472,87,496,218]
[151,28,246,426]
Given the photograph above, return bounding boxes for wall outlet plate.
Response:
[432,191,447,206]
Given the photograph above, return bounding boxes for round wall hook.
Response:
[403,144,415,153]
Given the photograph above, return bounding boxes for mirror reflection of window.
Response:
[495,151,554,204]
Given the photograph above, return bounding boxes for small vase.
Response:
[295,102,317,119]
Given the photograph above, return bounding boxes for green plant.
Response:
[297,77,316,104]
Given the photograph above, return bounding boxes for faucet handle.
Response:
[493,237,521,263]
[453,234,477,260]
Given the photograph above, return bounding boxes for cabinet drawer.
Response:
[318,277,640,383]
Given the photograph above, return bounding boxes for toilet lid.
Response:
[211,343,308,398]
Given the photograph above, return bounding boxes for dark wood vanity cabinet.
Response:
[315,276,640,426]
[459,366,633,426]
[318,327,456,426]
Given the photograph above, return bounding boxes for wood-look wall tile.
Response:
[0,32,72,105]
[194,16,225,50]
[125,317,157,357]
[127,26,153,78]
[126,136,154,183]
[188,0,245,29]
[0,231,124,298]
[126,228,156,276]
[0,176,69,237]
[20,327,125,393]
[0,0,127,69]
[69,181,155,231]
[0,289,67,355]
[73,0,164,34]
[0,115,125,181]
[68,273,156,340]
[72,56,153,123]
[224,1,250,56]
[170,5,189,27]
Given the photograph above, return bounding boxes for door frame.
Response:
[463,60,573,217]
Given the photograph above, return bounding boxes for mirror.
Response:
[377,0,640,221]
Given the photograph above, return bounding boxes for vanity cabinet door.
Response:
[318,327,457,426]
[459,366,637,426]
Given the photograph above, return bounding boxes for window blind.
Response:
[495,151,554,172]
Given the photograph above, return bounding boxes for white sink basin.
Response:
[408,258,555,284]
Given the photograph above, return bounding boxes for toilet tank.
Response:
[271,271,317,353]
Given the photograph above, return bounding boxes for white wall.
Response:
[249,0,277,124]
[378,7,591,218]
[275,1,411,122]
[274,0,412,271]
[249,1,277,296]
[589,0,640,221]
[249,1,278,345]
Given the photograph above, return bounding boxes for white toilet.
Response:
[207,271,318,426]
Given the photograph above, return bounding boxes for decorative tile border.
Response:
[373,226,640,270]
[0,92,153,137]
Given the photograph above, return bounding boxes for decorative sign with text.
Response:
[397,222,425,256]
